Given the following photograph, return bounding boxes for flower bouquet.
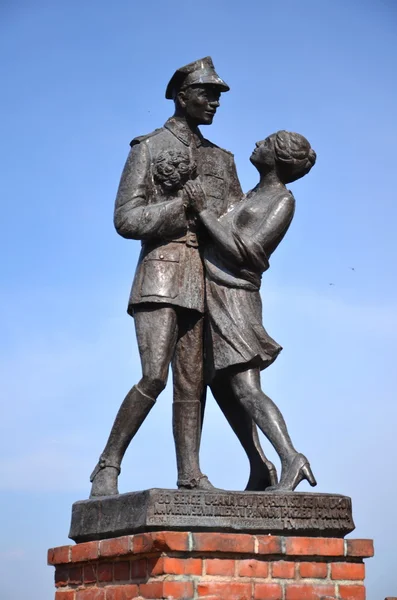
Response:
[153,149,197,193]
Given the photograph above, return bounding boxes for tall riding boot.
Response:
[173,401,214,490]
[90,385,155,497]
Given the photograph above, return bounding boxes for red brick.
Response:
[55,592,75,600]
[139,581,164,598]
[133,531,189,553]
[69,566,83,585]
[55,566,69,587]
[256,536,283,555]
[71,541,99,562]
[157,556,201,575]
[105,585,139,600]
[185,557,203,575]
[100,536,131,557]
[206,558,235,576]
[76,590,106,600]
[83,564,97,583]
[163,580,195,598]
[299,562,328,578]
[345,539,374,558]
[185,557,202,575]
[153,556,178,575]
[285,537,344,557]
[254,583,283,599]
[114,560,130,580]
[48,545,71,565]
[97,562,113,582]
[198,581,251,599]
[131,557,147,578]
[331,562,365,580]
[239,559,269,578]
[339,584,365,599]
[272,560,295,578]
[193,532,254,553]
[285,584,336,599]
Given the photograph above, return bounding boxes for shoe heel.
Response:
[268,465,278,487]
[301,463,317,487]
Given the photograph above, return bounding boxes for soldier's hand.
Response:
[185,180,207,213]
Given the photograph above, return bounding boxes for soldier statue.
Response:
[90,57,275,497]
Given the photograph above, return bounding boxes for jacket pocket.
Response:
[202,172,225,200]
[141,246,180,298]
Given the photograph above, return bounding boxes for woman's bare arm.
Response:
[250,194,295,257]
[199,208,246,265]
[184,180,246,264]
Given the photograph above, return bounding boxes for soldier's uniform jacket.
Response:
[114,117,243,315]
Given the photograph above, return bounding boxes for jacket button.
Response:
[159,254,164,259]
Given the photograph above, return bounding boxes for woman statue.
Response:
[186,130,317,491]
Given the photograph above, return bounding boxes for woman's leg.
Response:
[228,367,316,491]
[228,367,297,471]
[210,372,277,490]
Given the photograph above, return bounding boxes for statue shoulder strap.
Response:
[130,128,163,147]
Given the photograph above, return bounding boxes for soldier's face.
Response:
[179,85,221,125]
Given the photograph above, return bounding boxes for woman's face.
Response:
[250,137,275,170]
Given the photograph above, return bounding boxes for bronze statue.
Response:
[90,57,276,497]
[185,130,317,491]
[67,57,363,547]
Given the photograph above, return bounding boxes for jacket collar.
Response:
[164,117,203,147]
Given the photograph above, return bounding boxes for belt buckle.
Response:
[186,231,198,248]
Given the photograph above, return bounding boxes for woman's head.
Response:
[250,131,316,183]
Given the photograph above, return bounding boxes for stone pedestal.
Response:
[69,489,355,542]
[48,531,373,599]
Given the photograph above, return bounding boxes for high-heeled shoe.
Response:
[267,453,317,492]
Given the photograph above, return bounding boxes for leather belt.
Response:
[170,231,199,248]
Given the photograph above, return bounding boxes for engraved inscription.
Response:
[149,492,353,531]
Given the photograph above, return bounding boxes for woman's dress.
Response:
[203,188,294,380]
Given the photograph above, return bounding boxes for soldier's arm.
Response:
[114,142,187,240]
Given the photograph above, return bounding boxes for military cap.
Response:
[165,56,230,100]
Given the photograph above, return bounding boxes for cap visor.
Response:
[187,74,230,91]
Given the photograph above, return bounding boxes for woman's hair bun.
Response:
[308,148,317,166]
[273,130,316,183]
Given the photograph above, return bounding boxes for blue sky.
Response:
[1,1,396,598]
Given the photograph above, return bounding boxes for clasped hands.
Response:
[184,179,207,214]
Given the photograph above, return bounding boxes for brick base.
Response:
[48,532,374,599]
